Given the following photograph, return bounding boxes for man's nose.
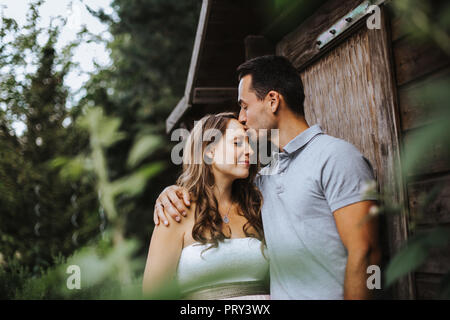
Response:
[238,109,246,125]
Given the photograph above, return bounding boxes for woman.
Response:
[142,112,269,300]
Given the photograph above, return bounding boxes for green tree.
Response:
[78,0,201,253]
[0,1,99,279]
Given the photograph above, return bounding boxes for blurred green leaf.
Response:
[49,155,91,181]
[385,237,428,288]
[127,135,162,169]
[402,79,450,178]
[78,107,126,148]
[111,162,165,198]
[386,228,450,287]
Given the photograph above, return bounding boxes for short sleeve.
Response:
[320,139,378,213]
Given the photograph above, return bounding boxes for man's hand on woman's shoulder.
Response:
[154,185,191,226]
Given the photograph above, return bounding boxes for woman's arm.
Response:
[142,213,185,298]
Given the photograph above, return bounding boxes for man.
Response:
[154,55,381,299]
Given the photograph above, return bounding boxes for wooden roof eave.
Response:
[166,0,212,134]
[165,0,352,134]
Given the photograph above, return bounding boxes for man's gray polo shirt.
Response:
[255,124,377,300]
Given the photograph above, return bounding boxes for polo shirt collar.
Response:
[282,124,323,155]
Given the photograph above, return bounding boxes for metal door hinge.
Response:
[316,0,387,49]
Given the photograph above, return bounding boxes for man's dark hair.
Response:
[237,55,305,116]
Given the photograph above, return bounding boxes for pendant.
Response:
[223,216,229,224]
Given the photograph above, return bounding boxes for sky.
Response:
[0,0,114,134]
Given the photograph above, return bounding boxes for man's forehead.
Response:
[238,78,256,102]
[238,75,251,93]
[237,80,244,100]
[237,91,250,106]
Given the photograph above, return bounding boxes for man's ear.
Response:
[268,91,280,113]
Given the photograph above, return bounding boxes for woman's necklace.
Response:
[222,202,233,224]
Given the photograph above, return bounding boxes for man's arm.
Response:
[153,185,191,226]
[154,173,261,226]
[333,200,381,300]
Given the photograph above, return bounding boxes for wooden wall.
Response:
[390,9,450,299]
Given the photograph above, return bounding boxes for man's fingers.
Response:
[153,185,188,226]
[155,202,169,226]
[153,205,160,226]
[180,189,191,207]
[162,198,182,223]
[167,190,187,218]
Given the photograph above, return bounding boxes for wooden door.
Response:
[277,2,413,298]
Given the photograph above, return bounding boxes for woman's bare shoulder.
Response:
[157,201,196,248]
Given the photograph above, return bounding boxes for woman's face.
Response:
[208,119,254,180]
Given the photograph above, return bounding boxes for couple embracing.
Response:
[143,55,381,300]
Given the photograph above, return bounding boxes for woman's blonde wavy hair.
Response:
[176,112,265,252]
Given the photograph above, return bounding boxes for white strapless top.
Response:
[176,237,269,299]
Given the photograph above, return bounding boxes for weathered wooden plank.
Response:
[183,0,212,99]
[166,0,212,133]
[407,174,450,226]
[393,37,450,87]
[397,67,450,131]
[389,15,408,43]
[414,272,445,299]
[403,127,450,176]
[297,8,414,299]
[416,244,450,275]
[385,1,408,43]
[192,87,237,104]
[411,226,450,299]
[166,96,190,134]
[276,0,363,70]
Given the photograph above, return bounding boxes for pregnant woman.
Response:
[142,112,269,300]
